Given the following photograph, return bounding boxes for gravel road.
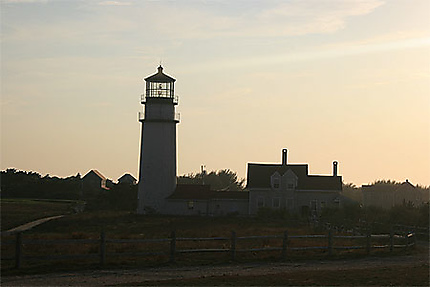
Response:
[2,248,428,286]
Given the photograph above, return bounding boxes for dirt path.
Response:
[1,216,64,236]
[2,249,428,286]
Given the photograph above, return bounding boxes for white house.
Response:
[247,149,343,216]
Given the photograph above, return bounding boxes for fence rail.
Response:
[1,229,416,269]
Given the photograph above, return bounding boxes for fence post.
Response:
[404,233,409,252]
[100,231,106,266]
[328,229,333,257]
[282,230,288,261]
[15,232,22,269]
[366,230,371,255]
[389,227,394,253]
[231,231,237,261]
[170,230,176,263]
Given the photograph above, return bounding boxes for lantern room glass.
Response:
[146,81,175,98]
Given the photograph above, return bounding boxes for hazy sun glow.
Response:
[1,0,429,186]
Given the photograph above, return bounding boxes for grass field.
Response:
[1,198,428,287]
[0,198,79,231]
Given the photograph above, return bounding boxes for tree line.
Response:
[177,169,245,191]
[341,180,429,203]
[0,169,137,211]
[0,168,246,210]
[2,168,428,213]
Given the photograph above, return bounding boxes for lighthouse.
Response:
[137,66,179,214]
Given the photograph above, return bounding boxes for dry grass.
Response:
[1,198,77,231]
[1,203,424,276]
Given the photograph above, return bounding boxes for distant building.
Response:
[118,173,137,185]
[247,149,343,216]
[362,180,424,209]
[82,169,109,191]
[163,149,342,217]
[166,184,249,216]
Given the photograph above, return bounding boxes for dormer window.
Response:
[271,172,281,190]
[283,169,298,191]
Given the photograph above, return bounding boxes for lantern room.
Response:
[142,65,178,104]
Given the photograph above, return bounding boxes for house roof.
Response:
[398,180,415,189]
[305,175,342,190]
[144,66,176,83]
[247,164,308,188]
[167,184,249,200]
[118,173,137,182]
[246,163,342,191]
[83,169,106,180]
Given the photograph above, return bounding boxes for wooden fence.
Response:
[393,224,429,238]
[1,230,416,269]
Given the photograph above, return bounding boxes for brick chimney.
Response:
[282,149,288,165]
[333,161,338,176]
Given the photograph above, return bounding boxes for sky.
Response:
[1,0,429,187]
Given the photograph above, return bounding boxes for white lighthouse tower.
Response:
[137,66,179,214]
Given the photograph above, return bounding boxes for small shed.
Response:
[82,169,109,191]
[166,184,249,216]
[118,173,137,185]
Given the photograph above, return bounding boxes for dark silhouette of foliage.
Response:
[256,207,300,222]
[1,169,81,200]
[341,182,362,202]
[320,203,362,230]
[85,184,137,211]
[320,203,429,232]
[340,180,429,205]
[1,169,137,211]
[178,169,245,191]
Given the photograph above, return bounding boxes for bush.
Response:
[320,203,429,233]
[256,207,299,221]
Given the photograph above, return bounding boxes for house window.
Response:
[286,179,296,190]
[273,198,280,208]
[188,201,194,210]
[257,197,265,208]
[274,181,280,189]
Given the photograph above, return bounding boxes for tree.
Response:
[178,169,245,191]
[1,169,81,199]
[341,182,362,203]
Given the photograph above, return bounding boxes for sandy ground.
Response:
[2,247,428,287]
